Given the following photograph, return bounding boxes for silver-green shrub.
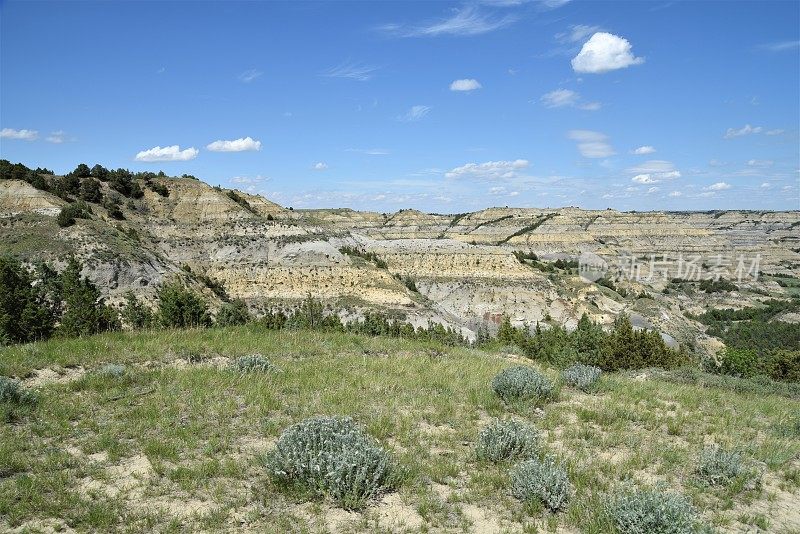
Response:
[491,366,555,403]
[696,446,761,488]
[230,354,279,374]
[0,376,36,406]
[266,416,397,509]
[476,418,538,462]
[97,363,127,377]
[562,363,601,392]
[510,456,571,511]
[607,485,701,534]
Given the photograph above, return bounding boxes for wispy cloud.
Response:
[706,182,731,191]
[540,89,601,110]
[758,40,800,52]
[1,128,38,141]
[320,61,378,81]
[379,6,516,38]
[135,145,198,162]
[631,145,656,155]
[723,124,762,139]
[397,105,432,122]
[568,130,615,158]
[45,130,69,143]
[556,24,603,44]
[238,69,263,83]
[445,159,529,180]
[345,148,390,156]
[206,137,262,152]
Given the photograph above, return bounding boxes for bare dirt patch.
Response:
[24,366,86,388]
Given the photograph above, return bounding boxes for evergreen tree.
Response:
[216,299,251,326]
[58,258,119,337]
[0,256,55,344]
[79,178,103,203]
[156,281,211,328]
[121,291,154,329]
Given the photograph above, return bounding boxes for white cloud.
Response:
[450,78,482,92]
[723,124,762,139]
[231,175,269,184]
[135,145,199,162]
[632,145,656,155]
[627,160,677,174]
[381,6,515,37]
[760,182,771,189]
[206,137,262,152]
[238,69,263,83]
[747,159,773,167]
[706,182,731,191]
[1,128,38,141]
[313,162,328,170]
[541,89,579,108]
[45,130,68,143]
[446,159,529,180]
[345,148,390,155]
[568,130,615,158]
[765,129,785,136]
[398,105,432,122]
[668,191,683,197]
[646,186,659,194]
[758,40,800,52]
[632,174,659,184]
[556,24,603,43]
[321,61,378,81]
[571,32,644,74]
[540,89,600,110]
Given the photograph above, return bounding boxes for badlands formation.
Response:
[1,175,798,352]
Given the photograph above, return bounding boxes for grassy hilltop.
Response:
[1,327,799,533]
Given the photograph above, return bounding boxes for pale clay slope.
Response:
[1,177,798,348]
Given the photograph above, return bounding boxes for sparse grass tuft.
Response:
[475,418,538,463]
[96,363,127,377]
[0,376,36,406]
[265,416,398,509]
[491,366,555,403]
[510,456,571,512]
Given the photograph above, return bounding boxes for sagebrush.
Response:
[266,416,398,508]
[607,485,701,534]
[562,363,602,392]
[510,456,571,512]
[230,354,279,374]
[491,366,555,403]
[476,418,538,463]
[696,446,761,488]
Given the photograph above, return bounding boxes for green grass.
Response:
[1,326,799,532]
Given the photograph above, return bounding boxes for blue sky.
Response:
[1,0,798,212]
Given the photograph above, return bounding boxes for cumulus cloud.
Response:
[568,130,615,158]
[760,182,771,189]
[450,78,482,91]
[706,182,731,191]
[571,32,644,73]
[446,159,529,180]
[398,105,432,122]
[631,145,656,155]
[321,61,378,81]
[1,128,38,141]
[135,145,199,162]
[381,6,516,37]
[231,175,269,185]
[313,162,328,170]
[723,124,762,139]
[206,137,262,152]
[632,174,659,184]
[238,69,263,83]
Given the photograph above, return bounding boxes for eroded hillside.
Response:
[1,172,798,351]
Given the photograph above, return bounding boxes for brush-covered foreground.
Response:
[1,327,799,533]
